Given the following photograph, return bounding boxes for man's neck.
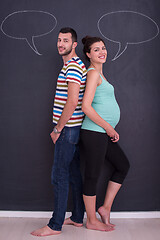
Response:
[62,51,77,64]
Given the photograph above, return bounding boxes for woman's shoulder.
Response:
[87,68,100,85]
[87,68,99,78]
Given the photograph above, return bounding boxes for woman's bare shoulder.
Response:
[87,69,99,81]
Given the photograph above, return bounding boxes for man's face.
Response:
[57,32,73,56]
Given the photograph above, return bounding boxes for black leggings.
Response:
[80,129,130,196]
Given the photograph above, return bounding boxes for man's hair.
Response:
[59,27,77,42]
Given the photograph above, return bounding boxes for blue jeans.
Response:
[48,126,84,231]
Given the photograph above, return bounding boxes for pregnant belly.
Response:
[92,101,120,128]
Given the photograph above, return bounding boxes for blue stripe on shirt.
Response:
[54,110,83,116]
[56,92,68,97]
[53,109,62,114]
[66,72,82,79]
[72,112,84,116]
[58,75,66,79]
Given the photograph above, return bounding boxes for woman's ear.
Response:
[86,52,91,59]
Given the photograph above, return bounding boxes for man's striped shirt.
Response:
[53,57,87,127]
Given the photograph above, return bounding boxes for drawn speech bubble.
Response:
[97,11,159,61]
[1,10,57,55]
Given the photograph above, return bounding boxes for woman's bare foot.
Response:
[98,206,115,227]
[86,218,114,232]
[63,217,83,227]
[30,226,61,236]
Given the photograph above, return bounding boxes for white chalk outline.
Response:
[97,11,159,61]
[0,10,57,55]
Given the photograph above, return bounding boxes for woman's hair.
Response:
[82,36,105,61]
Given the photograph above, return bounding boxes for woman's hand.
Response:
[105,125,119,142]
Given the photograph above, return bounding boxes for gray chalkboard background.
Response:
[0,0,160,212]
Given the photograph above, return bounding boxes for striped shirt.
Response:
[53,56,87,127]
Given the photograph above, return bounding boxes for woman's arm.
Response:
[82,70,119,142]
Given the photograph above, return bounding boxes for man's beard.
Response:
[59,46,72,56]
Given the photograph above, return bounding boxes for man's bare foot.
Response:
[86,219,114,232]
[30,226,61,237]
[63,217,83,227]
[98,206,115,227]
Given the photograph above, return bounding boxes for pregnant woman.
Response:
[80,36,130,231]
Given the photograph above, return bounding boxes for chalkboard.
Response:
[0,0,160,212]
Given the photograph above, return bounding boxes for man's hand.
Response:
[50,82,80,144]
[50,131,61,144]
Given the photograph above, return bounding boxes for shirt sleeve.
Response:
[66,61,83,85]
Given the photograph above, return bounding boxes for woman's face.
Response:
[87,41,107,64]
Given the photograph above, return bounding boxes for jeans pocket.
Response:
[57,128,65,142]
[68,127,80,144]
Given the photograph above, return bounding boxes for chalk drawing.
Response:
[1,10,57,55]
[97,11,159,61]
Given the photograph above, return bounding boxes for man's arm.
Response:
[50,82,80,144]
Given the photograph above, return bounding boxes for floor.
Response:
[0,217,160,240]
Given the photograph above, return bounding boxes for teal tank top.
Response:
[81,68,120,133]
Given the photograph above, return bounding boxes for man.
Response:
[31,27,86,236]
